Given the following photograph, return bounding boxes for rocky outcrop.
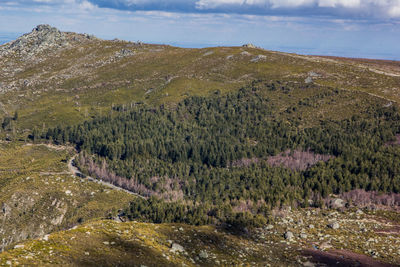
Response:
[0,25,69,58]
[242,43,257,49]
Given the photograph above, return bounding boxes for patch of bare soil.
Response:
[303,248,397,267]
[267,150,332,171]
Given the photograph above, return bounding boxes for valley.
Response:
[0,25,400,266]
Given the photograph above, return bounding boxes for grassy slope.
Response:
[0,142,137,251]
[0,36,399,132]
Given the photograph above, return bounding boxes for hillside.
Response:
[1,209,400,266]
[0,25,399,132]
[1,25,400,266]
[0,142,137,252]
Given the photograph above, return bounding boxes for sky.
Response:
[0,0,400,60]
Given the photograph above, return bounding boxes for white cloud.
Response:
[194,0,400,18]
[318,0,361,8]
[388,2,400,17]
[79,0,95,10]
[3,0,400,18]
[269,0,314,8]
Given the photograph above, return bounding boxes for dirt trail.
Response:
[67,155,146,199]
[26,143,146,199]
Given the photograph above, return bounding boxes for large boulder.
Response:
[328,222,340,230]
[329,198,345,209]
[170,243,185,253]
[284,231,294,240]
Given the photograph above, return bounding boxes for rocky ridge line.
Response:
[0,25,70,57]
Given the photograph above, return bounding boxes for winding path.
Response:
[68,154,146,199]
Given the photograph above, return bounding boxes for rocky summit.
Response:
[0,24,70,58]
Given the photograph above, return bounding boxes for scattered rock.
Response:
[305,76,313,84]
[242,43,257,48]
[0,24,69,58]
[251,55,267,62]
[170,243,185,253]
[199,250,209,259]
[115,49,134,58]
[308,71,322,78]
[203,51,214,56]
[265,224,274,230]
[329,198,345,209]
[309,224,315,229]
[299,233,308,239]
[284,231,294,240]
[328,222,340,230]
[1,203,10,216]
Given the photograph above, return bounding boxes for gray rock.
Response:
[308,71,322,78]
[115,49,134,58]
[251,55,266,62]
[170,243,185,253]
[300,233,308,239]
[309,224,315,229]
[1,203,10,216]
[0,24,69,58]
[199,250,208,259]
[284,231,294,240]
[305,76,313,84]
[242,43,257,48]
[329,198,345,209]
[328,222,340,230]
[265,224,274,230]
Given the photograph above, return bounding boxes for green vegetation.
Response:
[1,37,400,133]
[37,82,400,227]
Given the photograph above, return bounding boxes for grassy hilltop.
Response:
[0,25,399,132]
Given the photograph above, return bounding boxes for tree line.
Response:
[33,83,400,227]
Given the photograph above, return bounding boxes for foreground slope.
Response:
[1,208,399,266]
[0,142,137,251]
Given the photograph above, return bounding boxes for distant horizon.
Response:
[1,1,400,64]
[1,29,399,62]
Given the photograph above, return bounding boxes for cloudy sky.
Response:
[0,0,399,59]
